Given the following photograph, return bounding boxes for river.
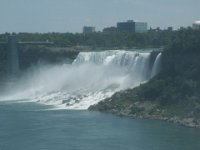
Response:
[0,100,200,150]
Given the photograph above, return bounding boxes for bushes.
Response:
[132,28,200,106]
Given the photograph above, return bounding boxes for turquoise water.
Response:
[0,101,200,150]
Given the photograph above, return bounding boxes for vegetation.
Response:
[89,28,200,127]
[0,29,176,49]
[18,46,79,70]
[138,28,200,105]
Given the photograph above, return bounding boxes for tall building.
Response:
[117,20,135,32]
[83,26,96,33]
[192,21,200,30]
[117,20,148,33]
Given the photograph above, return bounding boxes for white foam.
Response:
[0,50,161,109]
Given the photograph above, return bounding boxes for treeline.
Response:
[0,29,178,49]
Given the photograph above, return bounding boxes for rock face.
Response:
[89,88,200,128]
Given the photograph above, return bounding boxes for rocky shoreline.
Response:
[89,104,200,128]
[89,89,200,128]
[116,112,200,128]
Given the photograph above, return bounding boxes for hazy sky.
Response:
[0,0,199,33]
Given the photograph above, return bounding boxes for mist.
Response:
[0,50,161,109]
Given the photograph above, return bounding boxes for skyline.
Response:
[0,0,200,33]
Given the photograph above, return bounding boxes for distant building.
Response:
[117,20,135,32]
[103,26,117,33]
[167,27,173,31]
[117,20,148,33]
[135,22,148,33]
[83,26,96,33]
[192,21,200,30]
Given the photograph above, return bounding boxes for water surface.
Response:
[0,101,200,150]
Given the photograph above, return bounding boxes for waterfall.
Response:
[1,50,162,109]
[73,50,151,82]
[151,53,162,78]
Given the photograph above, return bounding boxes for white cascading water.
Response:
[151,53,162,78]
[1,50,161,109]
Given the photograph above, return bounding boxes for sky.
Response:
[0,0,200,33]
